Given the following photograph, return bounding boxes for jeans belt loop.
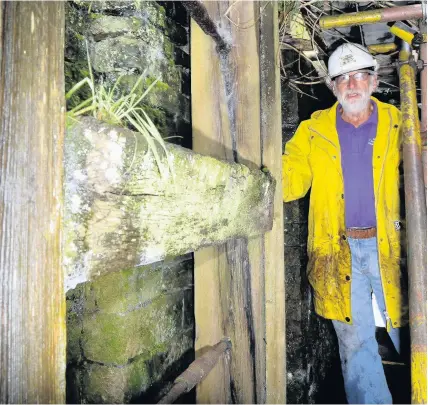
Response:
[346,227,377,239]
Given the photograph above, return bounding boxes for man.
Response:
[282,42,404,404]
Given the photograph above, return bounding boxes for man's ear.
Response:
[371,74,379,93]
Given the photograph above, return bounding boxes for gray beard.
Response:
[337,90,372,114]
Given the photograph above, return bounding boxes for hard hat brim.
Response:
[330,66,376,80]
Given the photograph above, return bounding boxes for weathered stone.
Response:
[284,198,309,224]
[76,334,193,404]
[65,3,194,404]
[135,1,167,29]
[284,247,307,267]
[73,0,135,13]
[89,15,143,41]
[284,222,308,247]
[91,33,178,78]
[64,118,274,290]
[80,289,192,364]
[66,256,194,403]
[81,256,192,315]
[66,285,85,362]
[80,357,151,404]
[92,36,148,72]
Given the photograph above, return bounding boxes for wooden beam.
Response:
[0,2,66,402]
[64,117,274,290]
[192,1,285,402]
[260,2,286,403]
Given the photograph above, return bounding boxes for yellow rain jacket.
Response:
[282,97,405,328]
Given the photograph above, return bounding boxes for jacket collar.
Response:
[308,96,398,146]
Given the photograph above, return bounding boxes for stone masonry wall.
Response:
[65,0,191,147]
[65,2,194,403]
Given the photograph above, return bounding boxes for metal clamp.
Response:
[416,59,427,71]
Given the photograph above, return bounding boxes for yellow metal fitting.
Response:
[368,43,397,54]
[320,10,382,29]
[391,24,415,45]
[411,350,427,404]
[399,62,421,146]
[399,47,412,63]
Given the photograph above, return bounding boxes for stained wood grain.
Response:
[0,2,66,402]
[192,1,285,403]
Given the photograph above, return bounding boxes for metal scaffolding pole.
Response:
[398,41,427,405]
[320,4,423,30]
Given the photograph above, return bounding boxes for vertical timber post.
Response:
[191,1,285,402]
[0,2,66,403]
[260,2,286,403]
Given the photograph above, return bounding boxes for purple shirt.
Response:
[337,102,378,228]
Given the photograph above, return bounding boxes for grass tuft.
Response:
[66,41,172,179]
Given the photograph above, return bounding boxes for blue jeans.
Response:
[332,237,398,404]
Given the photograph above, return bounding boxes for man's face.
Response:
[333,70,377,114]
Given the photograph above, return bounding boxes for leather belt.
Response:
[346,227,377,239]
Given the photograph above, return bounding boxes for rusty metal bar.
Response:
[157,339,232,404]
[398,41,427,405]
[320,4,423,30]
[181,1,230,53]
[368,43,397,54]
[420,29,427,198]
[377,66,396,75]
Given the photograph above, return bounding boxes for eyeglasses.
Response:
[335,71,374,85]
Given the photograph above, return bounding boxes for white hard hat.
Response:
[328,43,378,79]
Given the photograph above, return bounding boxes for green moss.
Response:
[81,356,153,403]
[81,293,181,364]
[127,358,150,395]
[144,1,166,28]
[131,16,142,30]
[66,311,83,362]
[145,77,170,92]
[141,104,169,137]
[83,264,164,314]
[82,363,127,403]
[74,32,86,41]
[66,285,85,363]
[163,39,174,61]
[89,12,103,19]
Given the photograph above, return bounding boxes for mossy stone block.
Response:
[81,292,185,364]
[66,309,83,362]
[80,360,148,404]
[89,15,142,41]
[66,284,85,363]
[73,0,135,13]
[83,264,164,315]
[92,37,144,72]
[135,1,167,29]
[77,335,192,404]
[82,256,192,315]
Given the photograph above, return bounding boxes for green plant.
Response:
[66,41,172,179]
